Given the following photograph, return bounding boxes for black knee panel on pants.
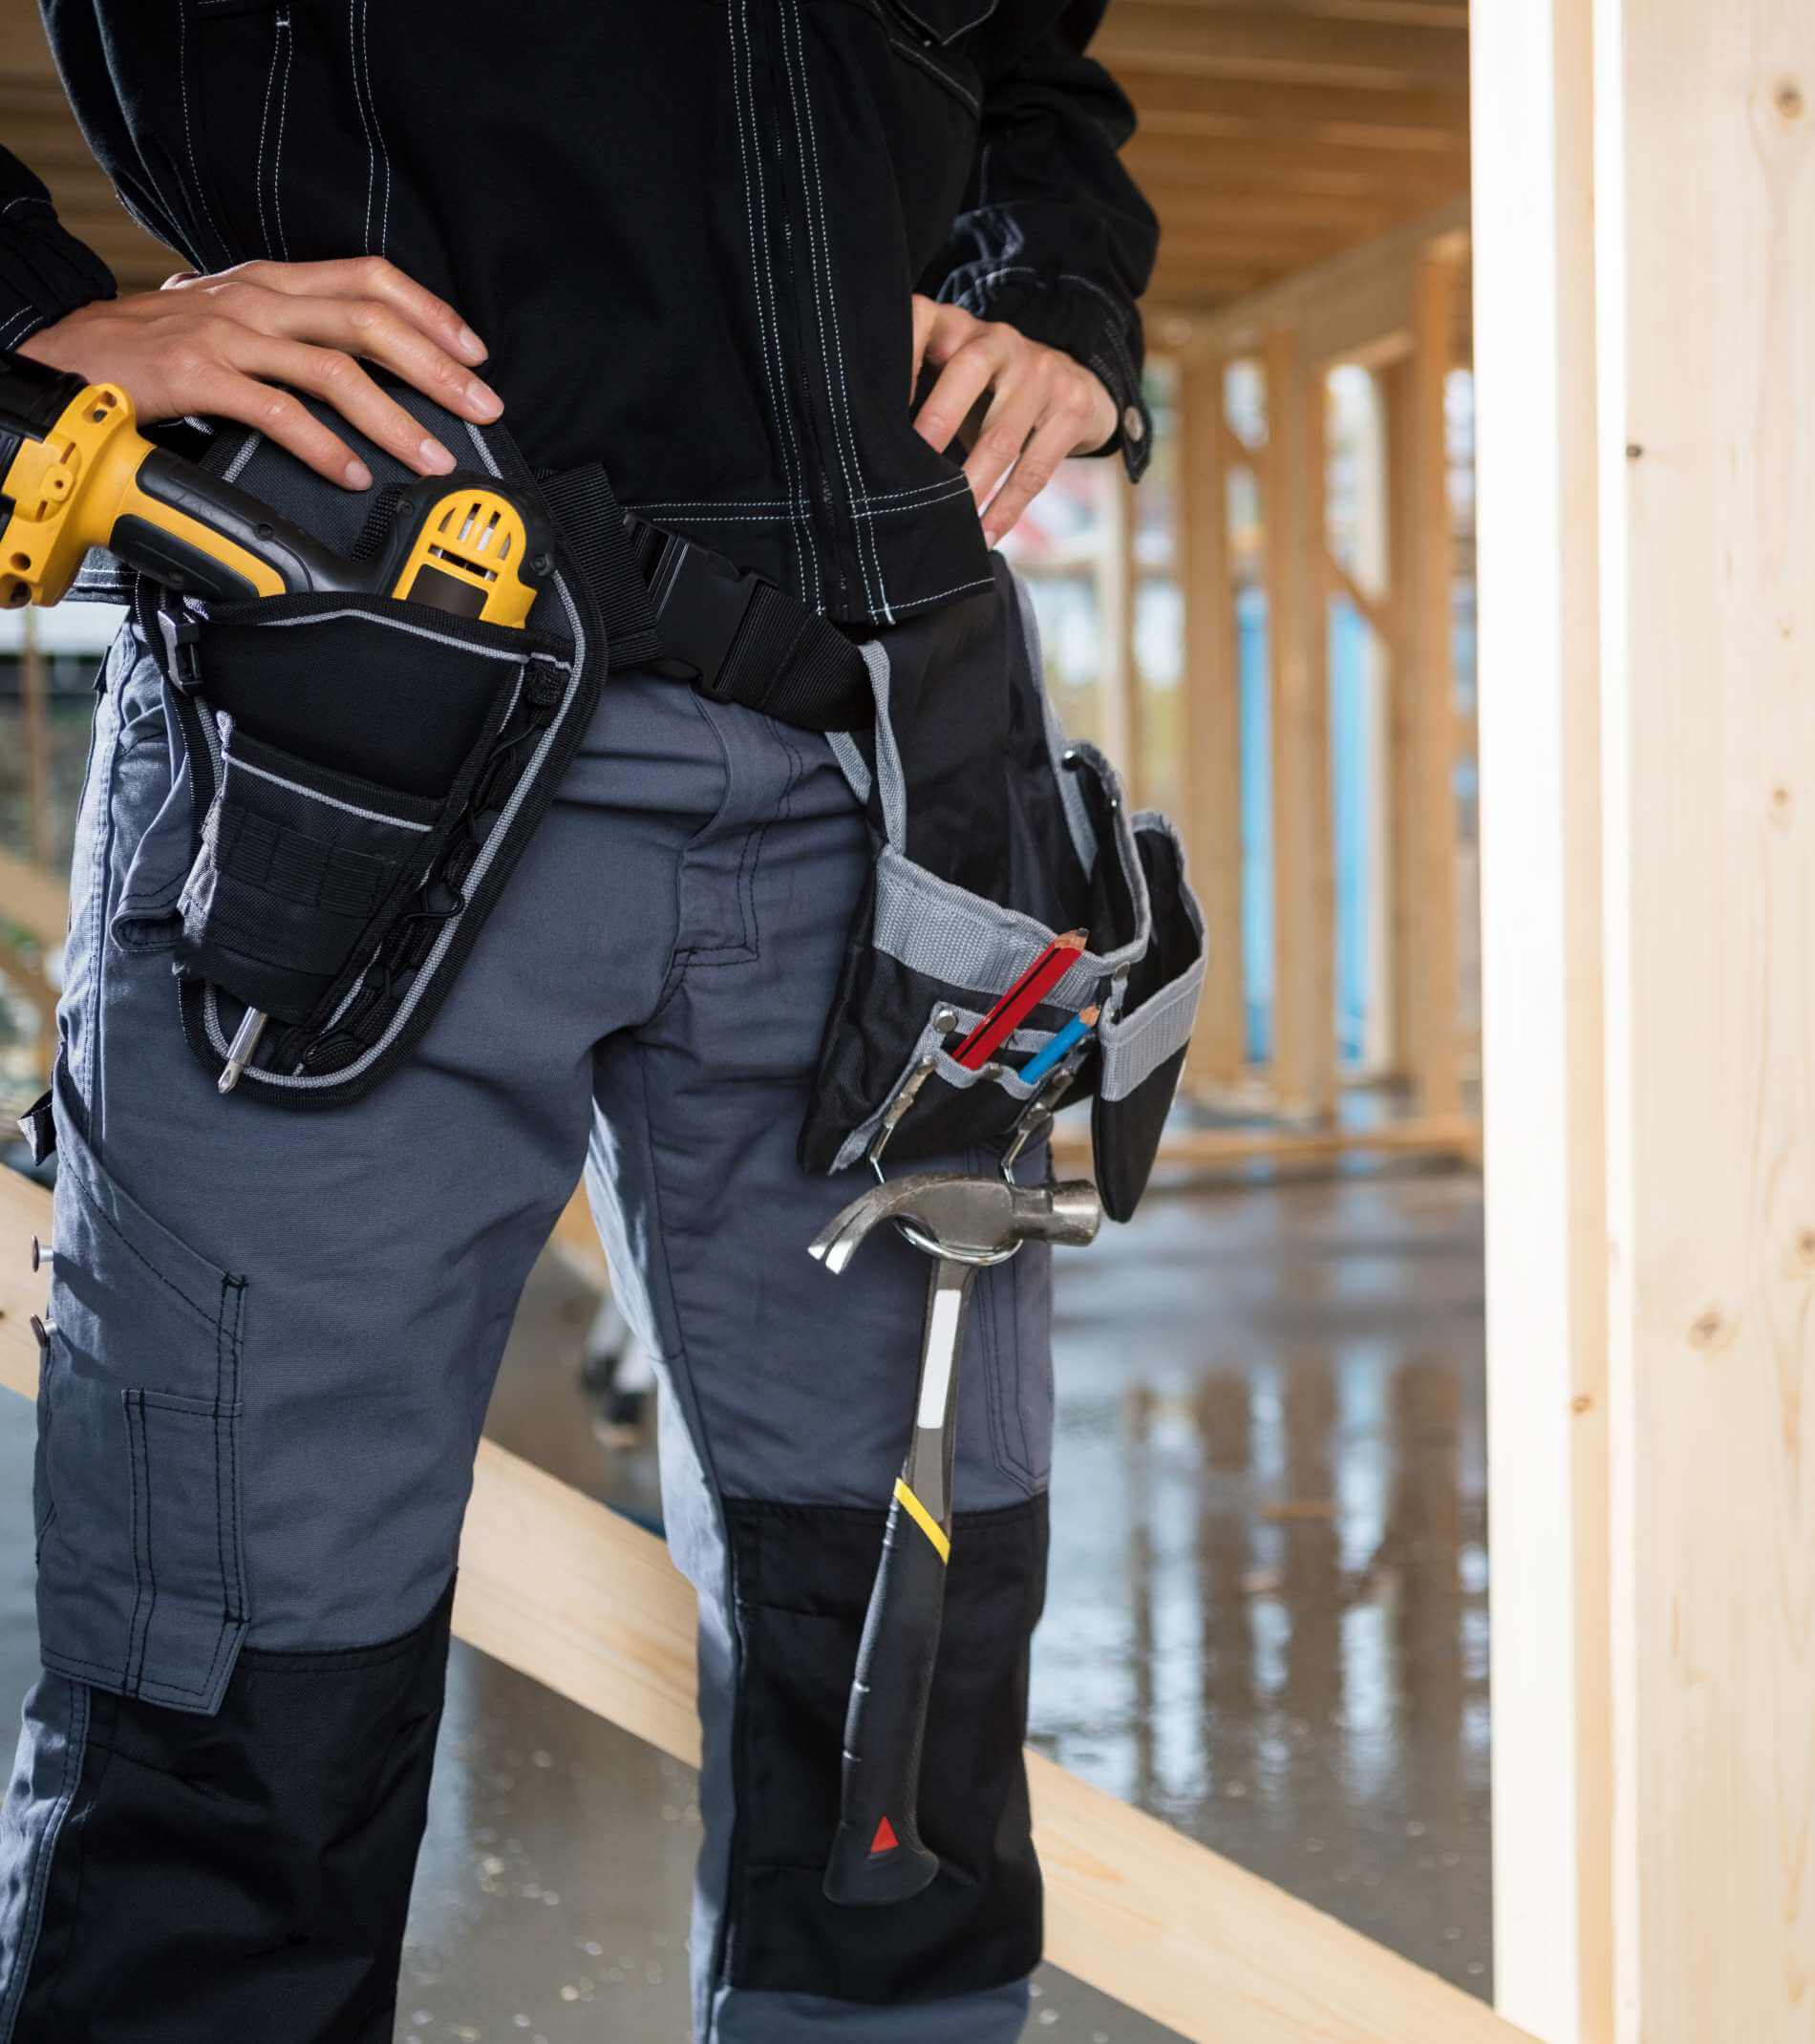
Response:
[720,1494,1048,2004]
[13,1585,453,2042]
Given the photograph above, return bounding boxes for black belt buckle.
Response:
[649,537,763,695]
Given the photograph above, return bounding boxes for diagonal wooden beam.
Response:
[1324,547,1399,651]
[0,1160,1527,2044]
[1095,5,1471,93]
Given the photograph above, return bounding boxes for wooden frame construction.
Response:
[1082,200,1482,1181]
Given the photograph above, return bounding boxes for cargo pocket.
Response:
[35,1079,250,1714]
[722,1494,1045,2004]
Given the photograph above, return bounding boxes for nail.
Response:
[343,457,374,490]
[31,1236,52,1271]
[457,325,487,363]
[465,378,502,420]
[419,437,457,475]
[30,1314,50,1351]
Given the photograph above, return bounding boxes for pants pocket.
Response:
[35,1077,250,1714]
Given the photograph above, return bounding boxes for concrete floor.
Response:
[0,1159,1489,2040]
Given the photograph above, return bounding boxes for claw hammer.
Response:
[808,1169,1101,1905]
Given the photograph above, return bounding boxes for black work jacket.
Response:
[2,0,1157,626]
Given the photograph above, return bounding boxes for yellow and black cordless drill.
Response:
[0,345,543,624]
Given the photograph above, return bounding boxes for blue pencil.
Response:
[1016,1004,1100,1087]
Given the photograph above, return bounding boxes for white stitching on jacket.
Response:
[272,14,294,262]
[348,0,376,250]
[176,2,231,267]
[778,0,891,618]
[729,1,819,610]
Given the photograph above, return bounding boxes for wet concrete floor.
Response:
[0,1160,1488,2039]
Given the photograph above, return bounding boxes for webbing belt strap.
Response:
[538,463,873,733]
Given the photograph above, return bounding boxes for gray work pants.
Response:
[0,613,1051,2042]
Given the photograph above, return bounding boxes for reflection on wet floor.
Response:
[0,1160,1488,2040]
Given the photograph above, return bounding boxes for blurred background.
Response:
[2,5,1482,2039]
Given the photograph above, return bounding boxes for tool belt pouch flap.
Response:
[149,398,603,1106]
[800,563,1206,1221]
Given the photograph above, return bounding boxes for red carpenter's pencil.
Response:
[952,928,1088,1070]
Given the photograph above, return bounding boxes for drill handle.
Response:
[123,449,352,603]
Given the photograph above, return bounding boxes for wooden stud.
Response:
[1470,2,1612,2037]
[1180,358,1246,1089]
[1264,329,1336,1119]
[20,610,52,870]
[1406,245,1463,1118]
[1100,464,1141,797]
[1382,356,1420,1084]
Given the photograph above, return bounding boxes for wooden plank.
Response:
[1124,131,1471,194]
[1175,0,1466,20]
[1100,466,1140,791]
[1470,5,1612,2039]
[0,1160,1528,2044]
[1180,359,1246,1089]
[1120,74,1472,146]
[1382,358,1420,1083]
[1593,2,1815,2038]
[1263,330,1336,1119]
[1094,7,1471,92]
[1405,247,1463,1119]
[1180,201,1470,363]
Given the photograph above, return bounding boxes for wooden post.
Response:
[1408,245,1464,1119]
[1100,464,1140,794]
[21,607,52,871]
[1478,0,1815,2038]
[1383,356,1420,1086]
[1601,4,1815,2036]
[1472,2,1611,2039]
[1180,356,1246,1089]
[1264,327,1336,1120]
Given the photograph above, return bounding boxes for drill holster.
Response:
[140,388,611,1106]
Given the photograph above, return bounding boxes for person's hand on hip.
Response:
[17,256,502,491]
[910,294,1120,545]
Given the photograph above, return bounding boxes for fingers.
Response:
[963,376,1044,512]
[978,413,1080,545]
[230,333,461,477]
[910,294,939,402]
[225,285,501,425]
[223,255,487,365]
[913,323,1005,453]
[184,365,376,490]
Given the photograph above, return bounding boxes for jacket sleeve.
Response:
[0,145,117,355]
[923,2,1160,479]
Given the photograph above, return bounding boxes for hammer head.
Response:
[809,1170,1102,1274]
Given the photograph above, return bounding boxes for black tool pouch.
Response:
[799,561,1206,1222]
[144,388,609,1107]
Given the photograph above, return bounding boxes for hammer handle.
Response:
[822,1475,950,1905]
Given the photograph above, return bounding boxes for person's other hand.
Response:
[910,294,1119,544]
[17,257,502,490]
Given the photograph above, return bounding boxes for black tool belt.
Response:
[116,378,1201,1213]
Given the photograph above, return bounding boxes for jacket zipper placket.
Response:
[757,0,859,620]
